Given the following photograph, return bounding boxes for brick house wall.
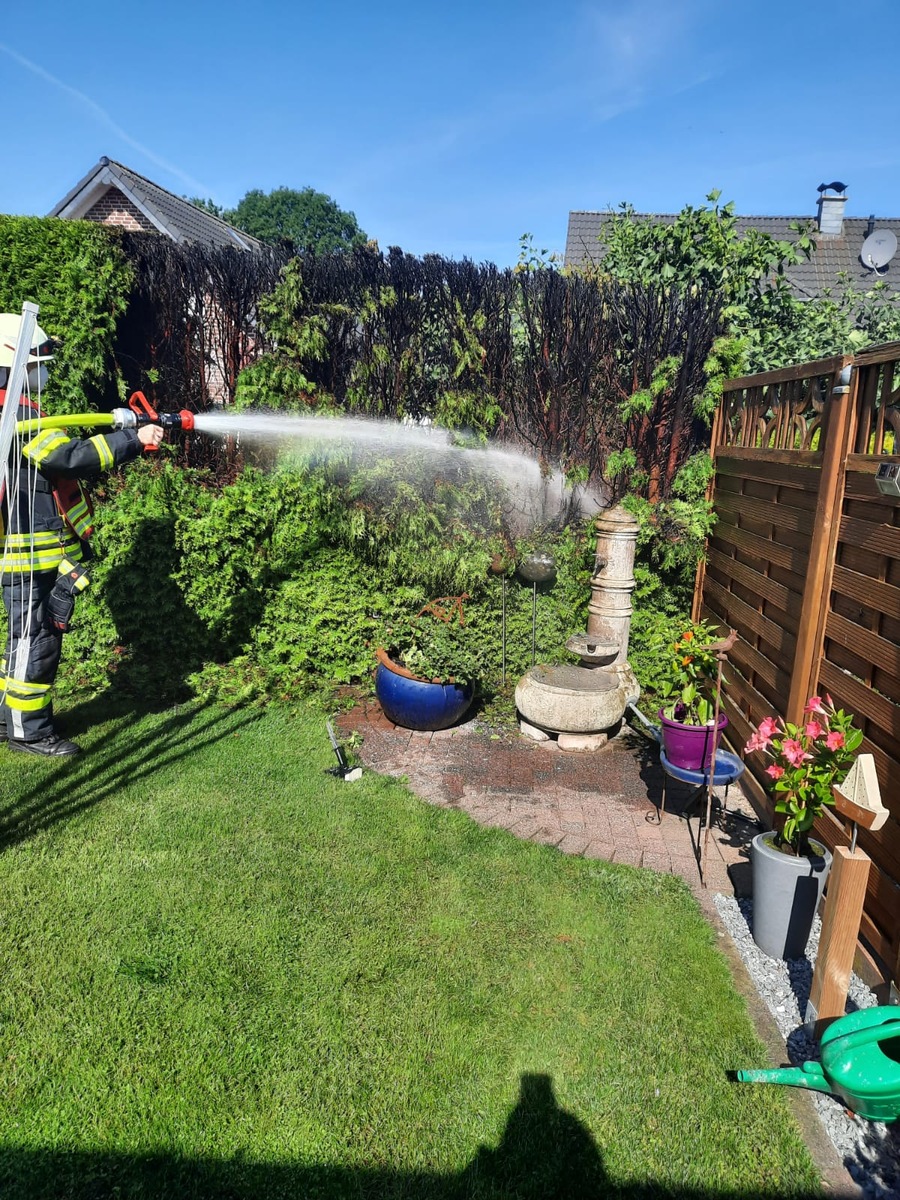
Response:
[84,188,155,233]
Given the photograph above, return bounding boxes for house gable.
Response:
[84,186,158,233]
[50,157,259,251]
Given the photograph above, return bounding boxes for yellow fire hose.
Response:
[15,400,193,438]
[15,413,117,434]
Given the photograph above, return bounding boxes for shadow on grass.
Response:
[0,1072,821,1199]
[1,507,270,851]
[0,694,261,852]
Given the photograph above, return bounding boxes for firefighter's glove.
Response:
[47,558,91,633]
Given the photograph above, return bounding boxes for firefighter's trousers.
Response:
[1,571,61,742]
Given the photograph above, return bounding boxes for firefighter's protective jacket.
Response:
[0,390,142,577]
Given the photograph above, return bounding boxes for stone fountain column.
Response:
[587,505,639,665]
[514,504,641,750]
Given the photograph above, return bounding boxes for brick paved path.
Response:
[337,701,759,904]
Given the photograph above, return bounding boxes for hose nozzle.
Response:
[158,409,195,432]
[111,392,195,440]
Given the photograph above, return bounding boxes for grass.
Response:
[0,694,824,1198]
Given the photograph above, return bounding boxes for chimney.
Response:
[817,185,847,237]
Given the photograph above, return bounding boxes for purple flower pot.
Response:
[659,711,728,770]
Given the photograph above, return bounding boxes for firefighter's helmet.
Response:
[0,313,55,368]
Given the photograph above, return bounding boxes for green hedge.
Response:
[0,448,688,717]
[44,456,597,709]
[0,216,132,411]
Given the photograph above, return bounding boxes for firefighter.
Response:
[0,314,163,756]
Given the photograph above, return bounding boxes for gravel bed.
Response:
[715,894,900,1198]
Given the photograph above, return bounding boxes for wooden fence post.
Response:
[786,359,857,725]
[806,847,871,1036]
[807,764,889,1033]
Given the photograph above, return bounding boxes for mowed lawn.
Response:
[0,698,823,1198]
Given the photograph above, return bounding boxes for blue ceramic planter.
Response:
[375,651,474,731]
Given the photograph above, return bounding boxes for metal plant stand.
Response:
[517,553,556,666]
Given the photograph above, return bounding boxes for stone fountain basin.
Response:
[515,663,637,734]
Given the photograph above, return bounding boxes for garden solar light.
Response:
[325,719,361,781]
[518,552,556,667]
[489,552,512,686]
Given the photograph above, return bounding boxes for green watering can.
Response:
[737,1005,900,1122]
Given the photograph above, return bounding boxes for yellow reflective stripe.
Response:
[2,564,61,576]
[66,499,91,522]
[5,692,52,712]
[5,547,62,564]
[89,434,114,470]
[4,677,49,696]
[58,558,90,592]
[0,550,65,572]
[2,538,81,561]
[66,509,92,537]
[5,532,61,547]
[22,430,69,465]
[4,679,52,711]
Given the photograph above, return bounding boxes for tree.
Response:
[594,190,900,373]
[599,191,815,305]
[597,191,821,372]
[186,197,225,218]
[224,187,367,255]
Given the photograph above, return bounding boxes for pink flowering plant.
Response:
[744,695,863,855]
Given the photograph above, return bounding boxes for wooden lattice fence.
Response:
[696,343,900,986]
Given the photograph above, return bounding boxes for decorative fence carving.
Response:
[697,342,900,987]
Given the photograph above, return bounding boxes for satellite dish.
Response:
[860,229,897,275]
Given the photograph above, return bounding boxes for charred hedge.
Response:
[117,238,722,498]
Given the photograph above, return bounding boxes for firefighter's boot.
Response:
[8,733,81,757]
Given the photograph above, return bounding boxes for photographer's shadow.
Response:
[458,1072,608,1198]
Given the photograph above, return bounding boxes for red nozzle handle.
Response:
[128,393,193,447]
[128,393,197,446]
[129,391,166,451]
[129,391,159,421]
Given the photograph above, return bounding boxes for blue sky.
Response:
[2,0,898,267]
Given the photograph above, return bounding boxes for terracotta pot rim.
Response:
[374,646,458,686]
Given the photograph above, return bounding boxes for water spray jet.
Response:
[186,412,605,531]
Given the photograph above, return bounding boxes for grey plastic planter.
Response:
[750,831,832,960]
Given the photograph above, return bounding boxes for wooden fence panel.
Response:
[699,348,900,986]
